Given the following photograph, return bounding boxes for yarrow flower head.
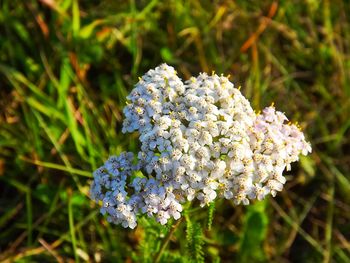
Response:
[90,64,312,228]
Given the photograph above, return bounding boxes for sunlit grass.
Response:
[0,0,349,262]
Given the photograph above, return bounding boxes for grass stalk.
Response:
[68,189,79,263]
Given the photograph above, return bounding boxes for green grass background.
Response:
[0,0,349,262]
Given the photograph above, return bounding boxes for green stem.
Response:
[154,217,183,263]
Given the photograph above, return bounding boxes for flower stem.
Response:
[154,217,183,263]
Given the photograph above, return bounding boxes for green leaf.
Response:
[207,202,215,230]
[185,212,205,263]
[79,20,104,39]
[160,47,174,63]
[72,0,80,38]
[239,201,268,263]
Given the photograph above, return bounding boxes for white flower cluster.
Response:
[90,64,312,228]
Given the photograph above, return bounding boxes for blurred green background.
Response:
[0,0,349,262]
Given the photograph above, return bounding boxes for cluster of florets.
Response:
[90,64,311,228]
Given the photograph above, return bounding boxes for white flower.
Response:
[90,64,312,228]
[157,210,171,225]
